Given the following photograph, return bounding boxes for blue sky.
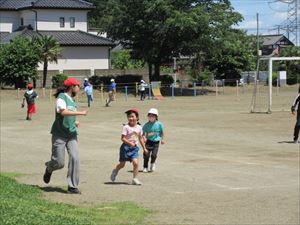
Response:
[230,0,289,35]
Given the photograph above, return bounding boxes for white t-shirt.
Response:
[56,93,74,113]
[139,83,147,91]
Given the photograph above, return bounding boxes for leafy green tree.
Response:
[111,50,145,69]
[206,30,256,80]
[0,37,40,88]
[89,0,243,81]
[33,35,61,88]
[278,46,300,84]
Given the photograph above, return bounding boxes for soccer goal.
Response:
[250,56,300,113]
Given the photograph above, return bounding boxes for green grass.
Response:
[0,173,151,225]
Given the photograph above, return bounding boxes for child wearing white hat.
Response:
[105,78,116,107]
[138,80,147,101]
[142,108,165,172]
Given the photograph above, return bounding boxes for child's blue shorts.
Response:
[119,144,139,162]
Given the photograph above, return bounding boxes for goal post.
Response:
[251,56,300,113]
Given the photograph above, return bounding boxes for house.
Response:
[261,34,294,56]
[0,0,115,86]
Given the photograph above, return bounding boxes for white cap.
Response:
[84,78,88,81]
[141,80,145,83]
[110,78,115,82]
[148,108,158,116]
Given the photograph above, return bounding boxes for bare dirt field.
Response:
[1,85,299,224]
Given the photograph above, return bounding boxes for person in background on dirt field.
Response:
[110,108,147,185]
[142,108,165,173]
[291,85,300,143]
[21,83,38,120]
[84,81,93,108]
[83,78,90,88]
[138,80,147,101]
[43,78,88,194]
[105,78,116,107]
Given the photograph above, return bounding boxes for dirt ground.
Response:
[1,86,299,224]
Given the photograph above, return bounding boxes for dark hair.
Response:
[126,111,140,124]
[53,86,67,98]
[147,113,158,120]
[126,111,139,118]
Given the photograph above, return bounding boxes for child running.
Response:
[142,108,165,172]
[110,108,147,185]
[21,83,38,120]
[43,77,88,194]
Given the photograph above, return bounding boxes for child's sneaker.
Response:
[110,169,118,182]
[132,178,142,185]
[143,168,148,173]
[150,163,156,172]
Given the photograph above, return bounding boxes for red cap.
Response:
[125,108,139,117]
[27,83,33,89]
[63,78,80,87]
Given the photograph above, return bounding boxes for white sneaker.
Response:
[150,163,156,172]
[143,168,148,173]
[132,178,142,185]
[110,169,118,182]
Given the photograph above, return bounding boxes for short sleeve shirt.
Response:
[56,93,75,113]
[109,83,116,92]
[143,121,164,142]
[122,124,143,145]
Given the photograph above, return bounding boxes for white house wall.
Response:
[38,46,109,71]
[0,11,20,32]
[20,10,36,29]
[36,9,88,31]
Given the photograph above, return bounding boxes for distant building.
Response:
[261,34,294,56]
[0,0,115,86]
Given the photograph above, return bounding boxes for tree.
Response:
[34,35,61,88]
[0,37,40,88]
[111,50,145,69]
[89,0,243,81]
[278,46,300,84]
[205,30,256,80]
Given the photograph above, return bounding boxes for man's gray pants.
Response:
[45,135,79,188]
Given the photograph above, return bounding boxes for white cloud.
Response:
[236,20,263,30]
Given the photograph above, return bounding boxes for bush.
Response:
[191,68,214,85]
[52,73,68,88]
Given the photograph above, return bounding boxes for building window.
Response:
[59,17,65,28]
[70,17,75,28]
[21,18,24,26]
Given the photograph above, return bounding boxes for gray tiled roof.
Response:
[0,0,94,10]
[1,27,115,46]
[39,30,115,46]
[262,35,286,46]
[0,32,10,41]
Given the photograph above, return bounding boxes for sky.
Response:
[230,0,290,35]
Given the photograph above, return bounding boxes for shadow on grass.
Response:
[39,186,68,194]
[104,182,130,185]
